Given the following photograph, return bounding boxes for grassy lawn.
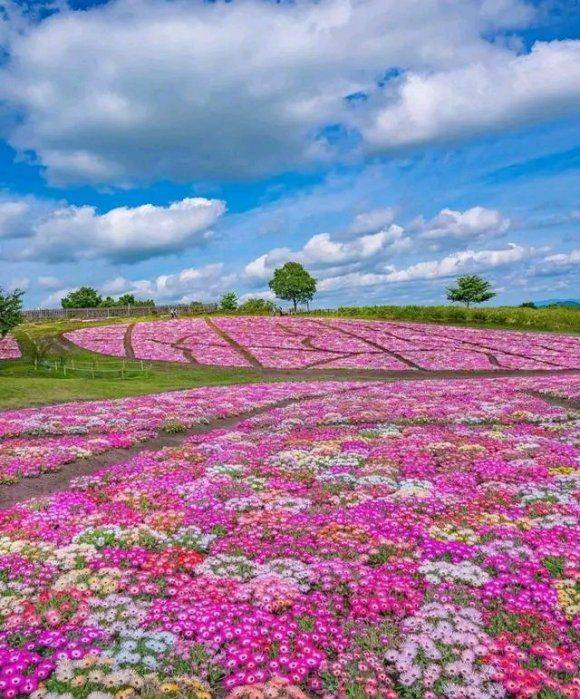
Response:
[0,317,272,409]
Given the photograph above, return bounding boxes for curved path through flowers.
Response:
[0,382,372,509]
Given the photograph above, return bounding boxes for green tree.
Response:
[61,286,103,309]
[520,301,537,309]
[0,287,24,338]
[111,294,155,307]
[237,297,276,314]
[269,262,317,311]
[219,291,238,312]
[446,275,496,308]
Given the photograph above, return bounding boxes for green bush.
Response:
[237,298,277,314]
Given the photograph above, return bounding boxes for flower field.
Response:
[0,337,21,361]
[0,375,578,697]
[64,318,580,371]
[0,382,355,485]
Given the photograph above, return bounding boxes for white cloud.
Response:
[416,206,510,240]
[41,286,77,308]
[101,263,236,303]
[349,208,395,235]
[0,0,541,185]
[0,200,31,238]
[244,204,512,284]
[385,243,532,282]
[238,289,277,304]
[37,275,63,289]
[362,40,580,151]
[2,197,225,263]
[245,224,407,281]
[7,276,30,292]
[320,243,535,290]
[533,248,580,276]
[0,196,60,239]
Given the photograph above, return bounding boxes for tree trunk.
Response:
[293,299,297,312]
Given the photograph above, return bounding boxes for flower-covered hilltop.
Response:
[64,317,580,370]
[0,375,577,697]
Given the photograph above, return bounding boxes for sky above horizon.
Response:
[0,0,578,309]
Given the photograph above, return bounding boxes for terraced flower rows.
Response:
[0,375,578,697]
[65,317,580,371]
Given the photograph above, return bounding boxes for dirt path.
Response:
[0,384,374,508]
[311,318,424,370]
[204,317,263,368]
[522,389,580,412]
[123,324,136,359]
[2,379,576,510]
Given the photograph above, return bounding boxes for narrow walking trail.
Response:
[0,384,372,508]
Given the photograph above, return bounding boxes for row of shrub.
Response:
[307,305,580,333]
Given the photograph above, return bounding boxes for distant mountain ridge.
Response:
[534,298,580,307]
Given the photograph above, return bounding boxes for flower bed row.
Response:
[64,317,580,371]
[0,336,21,361]
[0,382,358,485]
[0,376,577,697]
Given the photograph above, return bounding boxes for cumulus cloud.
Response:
[101,263,236,303]
[245,204,513,285]
[245,224,407,281]
[362,40,580,151]
[238,289,277,304]
[349,208,395,235]
[0,196,59,239]
[0,0,544,186]
[532,248,580,276]
[319,243,535,290]
[42,263,233,307]
[415,206,510,241]
[1,196,225,263]
[37,276,63,289]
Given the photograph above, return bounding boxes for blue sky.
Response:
[0,0,578,308]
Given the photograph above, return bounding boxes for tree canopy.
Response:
[102,294,155,307]
[446,275,496,308]
[62,288,155,308]
[61,287,103,309]
[219,291,238,312]
[0,287,24,338]
[268,262,317,311]
[237,297,276,314]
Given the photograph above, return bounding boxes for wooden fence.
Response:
[23,303,218,322]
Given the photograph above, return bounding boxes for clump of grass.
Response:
[161,419,188,434]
